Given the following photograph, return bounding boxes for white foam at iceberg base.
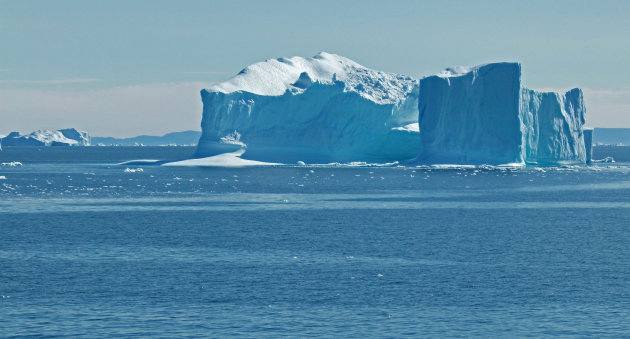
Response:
[163,149,280,168]
[117,160,162,166]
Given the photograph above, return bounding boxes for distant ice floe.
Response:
[1,162,23,166]
[591,157,615,163]
[124,168,144,173]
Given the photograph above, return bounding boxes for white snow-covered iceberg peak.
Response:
[206,52,416,105]
[197,52,420,163]
[437,65,476,78]
[416,62,588,165]
[58,128,91,146]
[0,128,90,147]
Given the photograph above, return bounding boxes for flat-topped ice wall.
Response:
[416,62,588,165]
[520,87,587,165]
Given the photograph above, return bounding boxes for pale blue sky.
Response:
[1,0,629,136]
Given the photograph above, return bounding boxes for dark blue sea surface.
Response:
[2,146,630,337]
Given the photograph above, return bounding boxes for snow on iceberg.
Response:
[196,52,420,163]
[416,62,588,165]
[194,54,590,166]
[164,149,280,167]
[0,128,91,147]
[58,128,91,146]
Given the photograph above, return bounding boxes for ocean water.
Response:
[2,146,630,337]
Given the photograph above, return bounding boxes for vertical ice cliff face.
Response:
[417,63,524,164]
[58,128,91,146]
[583,128,593,163]
[197,52,420,163]
[520,88,586,165]
[417,62,588,165]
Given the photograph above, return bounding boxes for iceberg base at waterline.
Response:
[163,149,280,167]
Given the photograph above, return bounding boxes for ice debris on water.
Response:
[124,168,144,173]
[591,157,615,163]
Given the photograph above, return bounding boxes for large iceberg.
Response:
[0,128,91,147]
[416,63,588,165]
[196,52,420,163]
[195,53,589,166]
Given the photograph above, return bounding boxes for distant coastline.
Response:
[91,130,201,146]
[2,128,630,149]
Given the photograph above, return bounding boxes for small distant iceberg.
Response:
[1,162,23,166]
[0,128,90,147]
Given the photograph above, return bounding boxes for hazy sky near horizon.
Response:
[1,0,629,137]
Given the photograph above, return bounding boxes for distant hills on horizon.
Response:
[90,128,630,147]
[91,130,201,146]
[96,128,630,147]
[91,128,630,147]
[3,128,630,147]
[592,128,630,146]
